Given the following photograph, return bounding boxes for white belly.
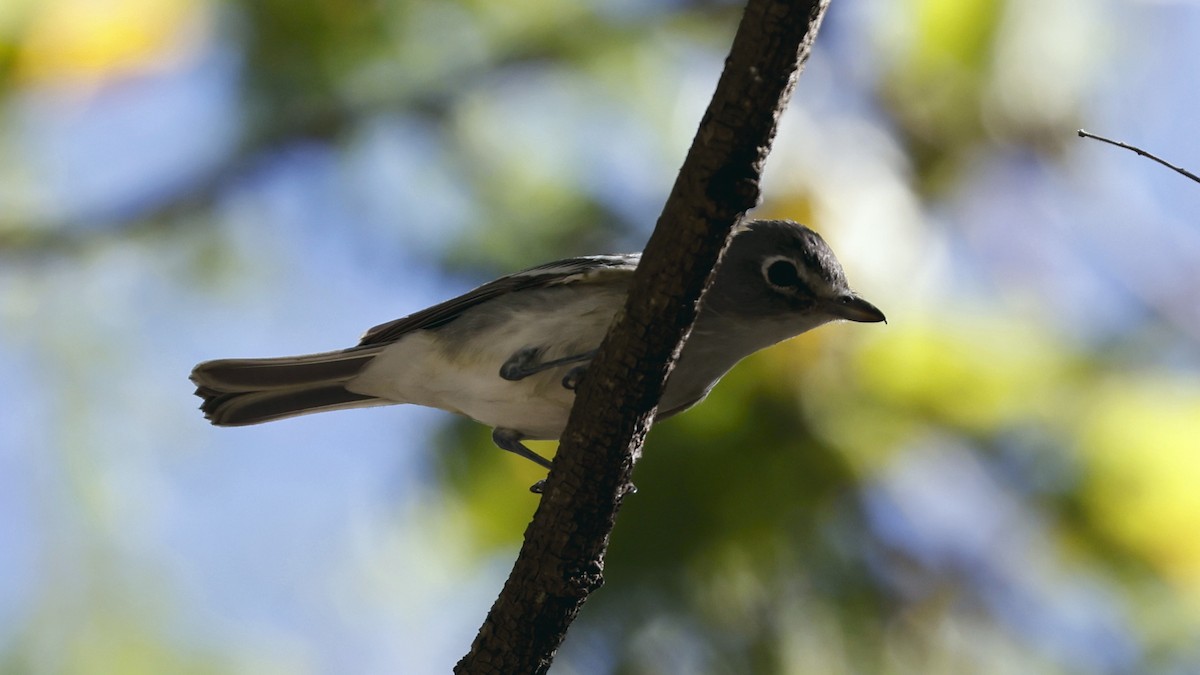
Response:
[344,288,622,439]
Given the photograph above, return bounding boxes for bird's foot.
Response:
[561,364,588,390]
[499,346,596,382]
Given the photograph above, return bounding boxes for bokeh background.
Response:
[3,0,1199,673]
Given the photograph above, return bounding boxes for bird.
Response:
[190,219,885,472]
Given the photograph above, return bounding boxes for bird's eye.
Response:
[765,259,800,288]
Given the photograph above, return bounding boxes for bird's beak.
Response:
[827,294,887,323]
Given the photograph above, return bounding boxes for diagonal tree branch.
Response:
[455,1,831,673]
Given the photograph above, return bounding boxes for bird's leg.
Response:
[499,346,596,382]
[491,428,552,468]
[492,428,553,494]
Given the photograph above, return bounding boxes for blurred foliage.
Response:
[3,0,1199,674]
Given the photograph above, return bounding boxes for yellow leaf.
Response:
[14,0,209,86]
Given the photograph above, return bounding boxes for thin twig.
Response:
[1078,129,1200,185]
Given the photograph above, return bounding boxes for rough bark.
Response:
[455,1,831,673]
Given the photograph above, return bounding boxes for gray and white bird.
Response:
[190,219,885,469]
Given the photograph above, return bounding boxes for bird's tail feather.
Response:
[190,347,386,426]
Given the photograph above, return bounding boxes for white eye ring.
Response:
[762,256,801,288]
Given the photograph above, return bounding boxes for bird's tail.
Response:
[190,346,386,426]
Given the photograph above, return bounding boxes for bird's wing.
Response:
[357,254,639,346]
